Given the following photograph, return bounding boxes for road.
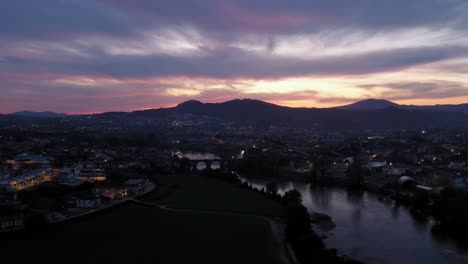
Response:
[48,182,156,224]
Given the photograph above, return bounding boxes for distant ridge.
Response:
[336,99,399,110]
[126,98,468,129]
[12,111,69,118]
[5,98,468,129]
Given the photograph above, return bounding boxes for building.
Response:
[74,195,102,208]
[367,159,387,168]
[448,161,466,170]
[0,168,52,191]
[125,179,145,186]
[384,164,422,176]
[6,153,53,169]
[60,165,106,182]
[0,215,23,231]
[0,206,23,231]
[454,177,468,189]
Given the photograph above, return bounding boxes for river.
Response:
[238,176,468,264]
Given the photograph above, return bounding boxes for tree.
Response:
[347,160,363,188]
[285,204,311,240]
[411,191,429,212]
[284,189,302,205]
[309,166,318,183]
[266,182,279,196]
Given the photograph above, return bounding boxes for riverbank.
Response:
[50,181,156,224]
[0,181,155,234]
[238,176,468,264]
[233,172,362,264]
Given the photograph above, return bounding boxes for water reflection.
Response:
[346,189,364,205]
[310,186,331,209]
[409,211,430,233]
[238,176,468,264]
[391,204,400,220]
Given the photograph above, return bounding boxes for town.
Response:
[1,117,467,237]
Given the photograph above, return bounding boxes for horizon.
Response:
[2,1,468,113]
[4,97,467,115]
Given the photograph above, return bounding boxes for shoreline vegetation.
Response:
[238,167,468,254]
[231,173,363,264]
[234,152,468,248]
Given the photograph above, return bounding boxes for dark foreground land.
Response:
[145,173,285,216]
[0,174,285,264]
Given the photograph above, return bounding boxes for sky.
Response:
[1,0,468,113]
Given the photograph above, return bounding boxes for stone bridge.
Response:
[189,159,225,171]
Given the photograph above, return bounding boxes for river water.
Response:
[238,177,468,264]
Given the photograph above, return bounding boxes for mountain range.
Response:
[11,111,69,118]
[125,99,468,129]
[336,99,468,113]
[3,99,468,129]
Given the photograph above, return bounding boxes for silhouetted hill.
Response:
[336,99,399,110]
[6,99,468,130]
[127,99,468,129]
[11,111,68,118]
[337,99,468,113]
[403,103,468,113]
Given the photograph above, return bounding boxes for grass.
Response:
[146,173,285,217]
[1,205,282,264]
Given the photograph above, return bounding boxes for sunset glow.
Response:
[1,0,468,113]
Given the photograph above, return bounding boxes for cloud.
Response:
[360,81,468,100]
[104,0,468,33]
[2,0,468,112]
[3,0,467,42]
[0,0,137,40]
[3,45,468,79]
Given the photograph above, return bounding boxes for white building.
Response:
[0,168,52,191]
[0,215,23,231]
[448,161,466,170]
[74,195,102,208]
[60,166,106,182]
[367,160,387,168]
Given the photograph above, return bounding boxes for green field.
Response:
[1,205,282,264]
[146,173,285,217]
[1,173,286,264]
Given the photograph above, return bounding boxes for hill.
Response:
[126,99,468,129]
[12,111,69,118]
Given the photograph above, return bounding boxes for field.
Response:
[145,173,285,217]
[1,173,285,264]
[1,205,282,264]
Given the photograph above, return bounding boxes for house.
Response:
[448,161,466,170]
[0,215,23,231]
[416,185,433,192]
[454,177,468,189]
[60,165,106,182]
[61,175,84,187]
[0,168,52,191]
[6,153,53,168]
[95,186,128,200]
[384,164,422,176]
[0,207,23,231]
[125,179,145,186]
[74,194,102,208]
[367,157,387,168]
